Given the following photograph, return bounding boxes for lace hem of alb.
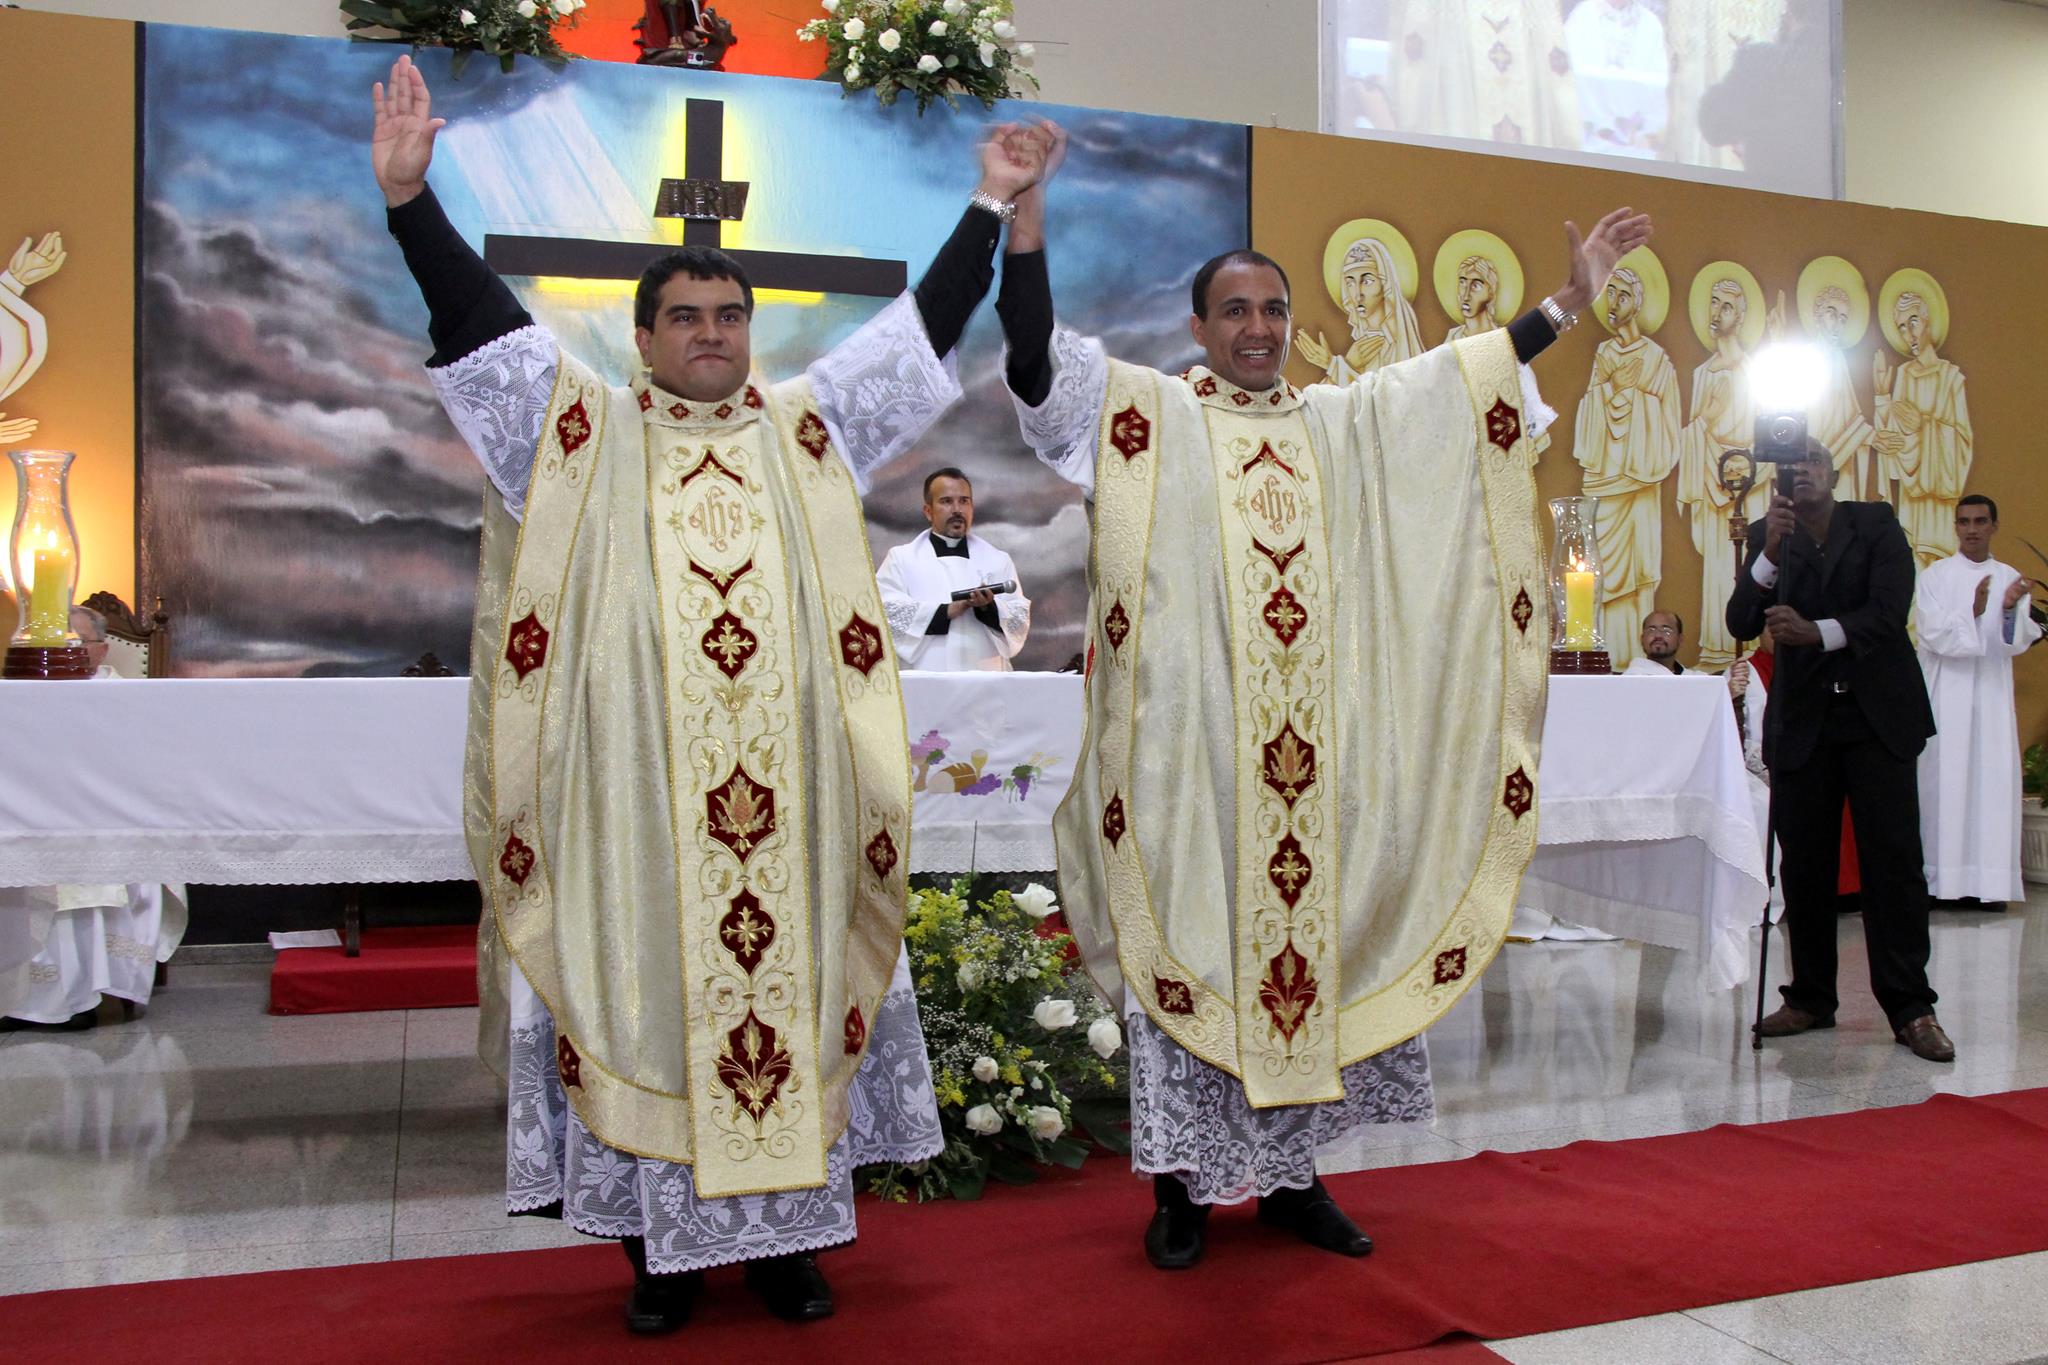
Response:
[1126,1012,1434,1206]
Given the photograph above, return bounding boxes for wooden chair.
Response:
[81,592,172,678]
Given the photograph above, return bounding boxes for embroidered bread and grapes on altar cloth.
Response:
[1050,327,1549,1110]
[465,348,912,1200]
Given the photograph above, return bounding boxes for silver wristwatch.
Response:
[968,190,1018,224]
[1539,295,1579,334]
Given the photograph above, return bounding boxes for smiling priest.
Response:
[370,57,1043,1333]
[995,122,1651,1269]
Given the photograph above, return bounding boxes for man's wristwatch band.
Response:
[1539,294,1579,334]
[968,190,1018,224]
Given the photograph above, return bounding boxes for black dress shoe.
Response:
[745,1252,835,1321]
[624,1273,703,1335]
[1143,1174,1210,1270]
[619,1235,702,1335]
[1257,1178,1373,1257]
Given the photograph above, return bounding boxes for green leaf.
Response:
[1073,1097,1133,1154]
[338,0,403,26]
[946,1160,989,1201]
[1044,1136,1091,1169]
[987,1148,1041,1186]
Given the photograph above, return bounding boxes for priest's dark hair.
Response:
[1959,492,1999,521]
[923,466,972,500]
[1191,249,1291,319]
[635,247,756,329]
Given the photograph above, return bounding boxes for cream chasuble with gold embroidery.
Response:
[1020,327,1546,1110]
[462,355,911,1200]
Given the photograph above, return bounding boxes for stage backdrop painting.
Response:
[1253,126,2048,743]
[138,26,1246,676]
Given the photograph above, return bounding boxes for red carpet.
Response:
[8,1089,2048,1362]
[268,926,478,1014]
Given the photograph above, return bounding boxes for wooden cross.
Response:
[483,97,906,297]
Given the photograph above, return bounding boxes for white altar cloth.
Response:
[0,678,471,887]
[1521,674,1767,990]
[902,670,1083,873]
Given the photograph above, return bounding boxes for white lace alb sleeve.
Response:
[427,324,559,523]
[805,292,963,495]
[1007,324,1108,498]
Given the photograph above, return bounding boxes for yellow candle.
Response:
[24,544,72,645]
[1563,569,1597,648]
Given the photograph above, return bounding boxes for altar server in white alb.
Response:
[1914,494,2040,905]
[876,467,1031,670]
[371,56,1052,1335]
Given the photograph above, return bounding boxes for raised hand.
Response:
[978,121,1045,204]
[2006,576,2033,612]
[7,233,66,289]
[1975,575,1993,617]
[372,54,445,209]
[0,413,37,443]
[1293,329,1332,372]
[1557,206,1653,316]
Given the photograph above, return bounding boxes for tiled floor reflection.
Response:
[5,891,2047,1361]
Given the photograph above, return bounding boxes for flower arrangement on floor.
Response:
[863,877,1128,1201]
[798,1,1039,113]
[340,0,582,75]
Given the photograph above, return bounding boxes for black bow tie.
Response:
[930,533,968,558]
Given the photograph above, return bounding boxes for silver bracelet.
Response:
[1539,295,1578,334]
[968,190,1018,224]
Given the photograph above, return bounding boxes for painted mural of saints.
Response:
[1795,255,1876,501]
[1294,218,1424,386]
[1675,260,1766,669]
[1872,268,1972,569]
[1573,246,1678,669]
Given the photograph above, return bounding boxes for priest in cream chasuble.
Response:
[373,54,1051,1322]
[995,135,1649,1262]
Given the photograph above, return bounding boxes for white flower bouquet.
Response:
[340,0,582,75]
[862,877,1129,1201]
[798,0,1039,113]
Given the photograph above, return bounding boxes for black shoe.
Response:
[624,1273,702,1335]
[1143,1174,1210,1270]
[1257,1178,1373,1257]
[745,1252,835,1322]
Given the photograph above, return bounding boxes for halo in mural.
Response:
[1431,228,1524,324]
[1795,255,1870,349]
[1593,245,1669,335]
[1687,260,1765,352]
[1878,267,1950,355]
[1320,218,1419,308]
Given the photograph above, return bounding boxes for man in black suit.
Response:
[1726,445,1954,1062]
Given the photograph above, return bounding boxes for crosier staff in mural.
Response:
[0,231,66,443]
[370,53,1046,1335]
[998,116,1650,1271]
[1294,219,1424,384]
[1872,269,1972,569]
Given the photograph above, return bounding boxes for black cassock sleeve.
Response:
[386,186,533,368]
[912,205,1003,359]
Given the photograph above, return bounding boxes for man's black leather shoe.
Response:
[1257,1178,1373,1257]
[745,1252,835,1321]
[1143,1174,1210,1270]
[623,1271,702,1335]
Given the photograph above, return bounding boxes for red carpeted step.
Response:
[6,1089,2048,1362]
[268,925,477,1015]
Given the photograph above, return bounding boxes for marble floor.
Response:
[4,889,2048,1363]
